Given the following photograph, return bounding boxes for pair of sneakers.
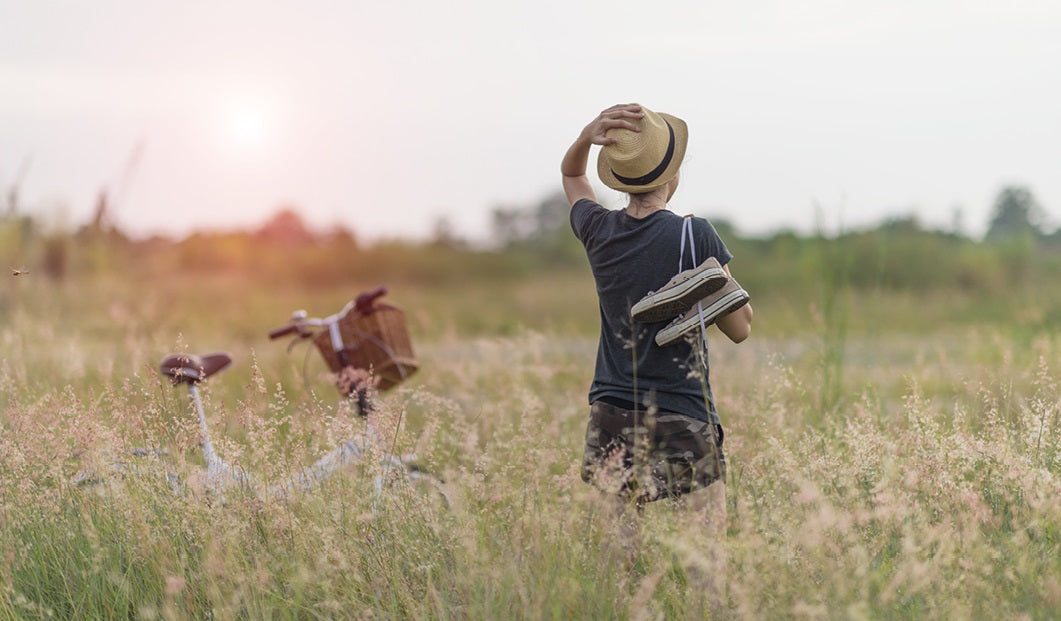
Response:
[630,257,750,347]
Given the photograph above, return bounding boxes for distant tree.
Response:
[490,205,529,246]
[1040,226,1061,248]
[986,186,1044,241]
[707,217,737,242]
[532,191,569,238]
[91,189,112,232]
[41,235,69,280]
[950,205,966,238]
[257,207,315,244]
[323,223,358,248]
[879,214,922,233]
[490,191,569,247]
[430,215,465,249]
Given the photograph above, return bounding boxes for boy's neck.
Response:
[625,202,667,219]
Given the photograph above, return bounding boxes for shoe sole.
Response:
[654,289,750,347]
[630,269,728,323]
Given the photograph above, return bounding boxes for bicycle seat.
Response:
[159,352,233,385]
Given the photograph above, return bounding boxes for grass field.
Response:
[1,268,1059,620]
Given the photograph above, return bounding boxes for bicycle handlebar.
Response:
[268,324,300,340]
[355,285,388,314]
[267,286,389,340]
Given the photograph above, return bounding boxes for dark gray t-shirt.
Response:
[570,198,733,424]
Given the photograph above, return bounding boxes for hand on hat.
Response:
[582,104,644,146]
[562,103,647,204]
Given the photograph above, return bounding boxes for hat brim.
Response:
[597,112,688,193]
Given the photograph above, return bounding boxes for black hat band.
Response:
[610,120,675,187]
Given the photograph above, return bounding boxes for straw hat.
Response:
[597,106,688,193]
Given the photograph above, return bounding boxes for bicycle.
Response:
[75,286,446,506]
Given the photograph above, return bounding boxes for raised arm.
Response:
[561,104,644,206]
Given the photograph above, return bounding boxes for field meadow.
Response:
[1,255,1060,620]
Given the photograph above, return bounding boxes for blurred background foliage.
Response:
[3,183,1061,341]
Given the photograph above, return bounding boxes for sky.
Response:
[2,1,1060,242]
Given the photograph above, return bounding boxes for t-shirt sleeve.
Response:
[569,198,607,246]
[697,218,734,266]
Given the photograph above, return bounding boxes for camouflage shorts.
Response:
[581,400,727,504]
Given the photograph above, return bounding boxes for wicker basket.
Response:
[312,303,417,391]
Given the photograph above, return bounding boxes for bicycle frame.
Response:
[186,374,419,500]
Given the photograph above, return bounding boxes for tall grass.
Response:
[1,273,1059,619]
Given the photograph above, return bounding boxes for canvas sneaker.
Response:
[630,257,728,323]
[654,278,750,347]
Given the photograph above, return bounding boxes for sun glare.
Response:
[220,96,277,153]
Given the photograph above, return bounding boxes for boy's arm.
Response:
[562,104,644,206]
[716,264,754,343]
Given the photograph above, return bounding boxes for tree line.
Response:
[1,185,1057,294]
